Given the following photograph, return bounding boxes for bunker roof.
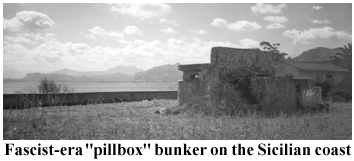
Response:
[178,63,210,71]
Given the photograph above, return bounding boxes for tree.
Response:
[329,43,352,70]
[259,41,288,64]
[329,43,352,82]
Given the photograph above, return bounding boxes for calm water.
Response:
[3,82,178,94]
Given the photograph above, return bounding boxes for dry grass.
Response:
[3,100,352,140]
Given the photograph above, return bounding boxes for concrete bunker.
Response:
[178,47,320,115]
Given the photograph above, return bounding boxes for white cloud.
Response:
[227,20,262,31]
[211,18,228,27]
[67,43,91,55]
[308,19,331,24]
[264,16,288,23]
[122,26,142,35]
[190,29,207,34]
[238,38,260,48]
[110,3,171,19]
[3,11,55,31]
[4,33,264,71]
[118,39,131,45]
[263,16,288,29]
[313,6,323,10]
[83,26,123,39]
[212,18,262,31]
[3,33,57,47]
[251,3,287,14]
[283,26,352,44]
[160,18,179,26]
[266,23,285,29]
[161,27,178,34]
[4,35,37,46]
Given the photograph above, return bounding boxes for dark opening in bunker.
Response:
[190,74,199,80]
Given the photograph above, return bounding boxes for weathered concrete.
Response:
[211,47,276,78]
[178,47,322,116]
[250,77,296,115]
[3,91,177,110]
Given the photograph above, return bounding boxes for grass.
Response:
[3,99,352,140]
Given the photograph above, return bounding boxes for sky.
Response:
[2,3,352,73]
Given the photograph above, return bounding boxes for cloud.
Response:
[227,20,262,31]
[263,16,288,23]
[308,19,331,24]
[312,6,323,10]
[161,27,178,34]
[110,3,171,19]
[4,35,37,46]
[238,38,260,48]
[83,26,123,39]
[160,18,179,26]
[211,18,262,31]
[266,23,285,29]
[3,11,55,31]
[4,32,262,72]
[67,43,91,55]
[283,26,352,44]
[122,26,142,35]
[3,33,57,48]
[211,18,228,27]
[263,16,288,29]
[251,3,287,14]
[190,29,207,34]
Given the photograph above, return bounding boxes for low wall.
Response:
[3,91,177,110]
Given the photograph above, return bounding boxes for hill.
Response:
[52,65,143,77]
[293,47,342,61]
[105,65,144,75]
[135,63,182,83]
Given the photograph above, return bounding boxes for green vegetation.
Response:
[3,100,351,140]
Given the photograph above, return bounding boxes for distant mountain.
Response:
[293,47,342,62]
[135,63,182,83]
[105,65,144,75]
[51,68,84,77]
[52,65,143,77]
[3,69,27,79]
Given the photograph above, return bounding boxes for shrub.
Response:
[299,88,322,111]
[37,78,73,94]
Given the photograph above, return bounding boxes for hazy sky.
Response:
[3,3,352,72]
